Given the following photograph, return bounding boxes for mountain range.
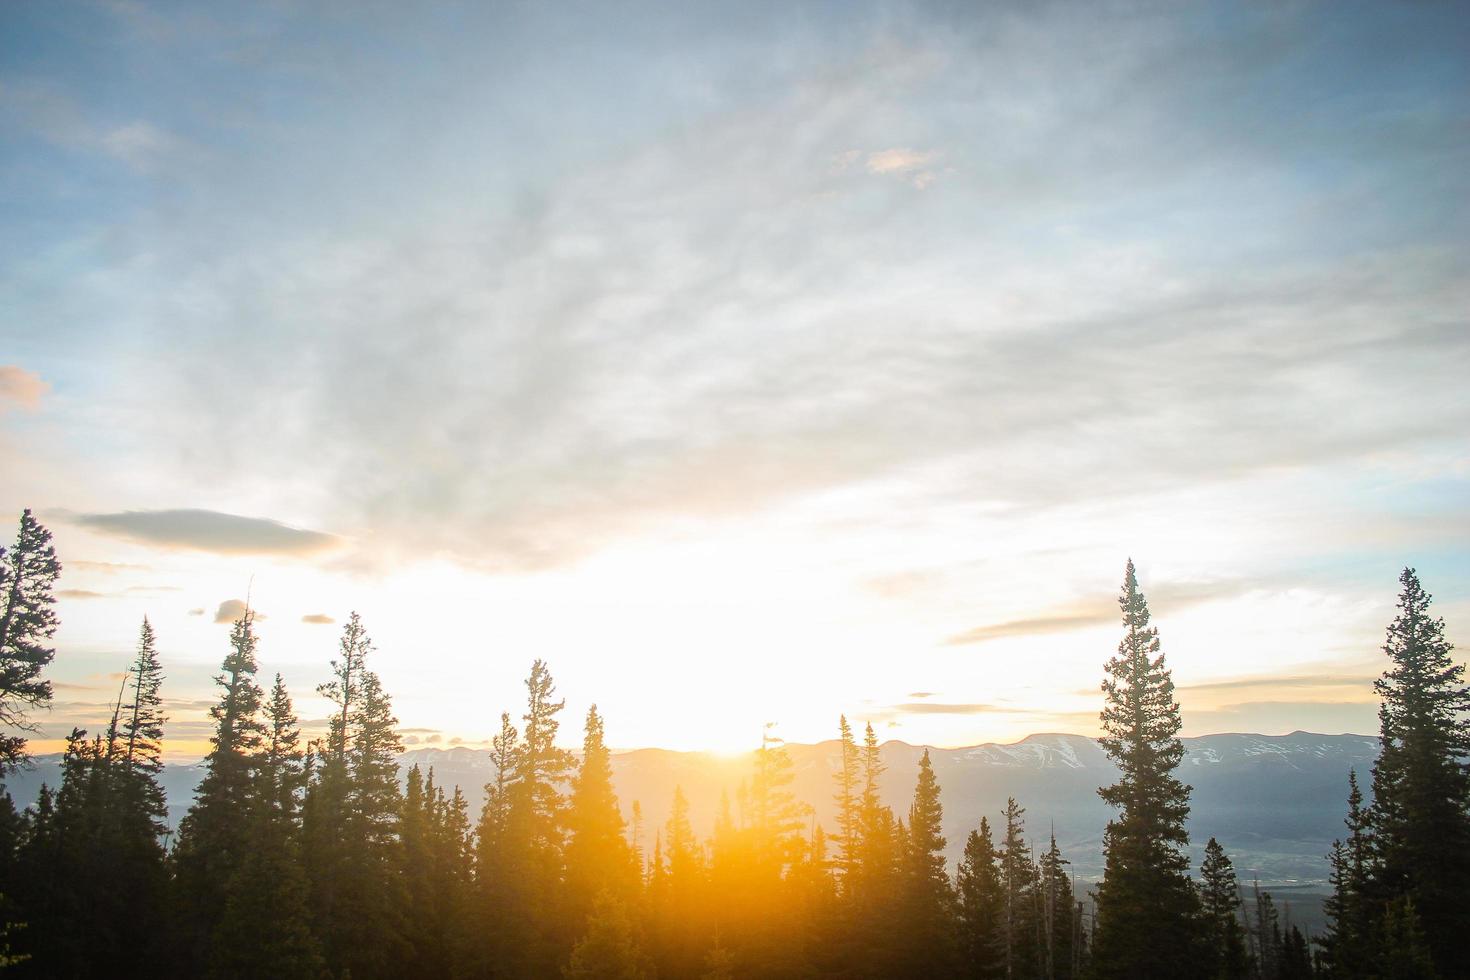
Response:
[4,731,1374,895]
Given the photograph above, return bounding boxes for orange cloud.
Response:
[0,365,48,411]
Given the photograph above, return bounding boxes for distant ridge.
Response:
[6,731,1376,890]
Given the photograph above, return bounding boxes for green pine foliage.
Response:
[957,817,1005,979]
[1092,559,1204,979]
[0,509,61,769]
[172,609,268,971]
[1367,568,1470,975]
[1199,838,1249,980]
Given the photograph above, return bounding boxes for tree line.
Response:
[0,509,1465,978]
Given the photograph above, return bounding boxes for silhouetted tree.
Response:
[1368,568,1470,975]
[0,510,60,769]
[1322,771,1373,979]
[566,705,636,925]
[1200,838,1249,980]
[958,817,1006,979]
[903,749,958,973]
[172,610,267,972]
[1092,559,1203,979]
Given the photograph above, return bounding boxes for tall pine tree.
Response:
[1368,567,1470,975]
[172,609,267,972]
[0,509,60,769]
[1092,560,1202,979]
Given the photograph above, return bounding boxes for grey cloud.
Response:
[73,509,337,556]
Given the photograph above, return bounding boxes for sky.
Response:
[2,0,1468,759]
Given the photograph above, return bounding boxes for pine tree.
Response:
[472,709,523,975]
[1038,829,1077,980]
[483,660,576,977]
[999,797,1036,980]
[302,614,408,978]
[1368,568,1470,975]
[564,889,649,979]
[211,676,323,979]
[172,609,267,972]
[1322,771,1373,979]
[0,509,61,769]
[1250,882,1281,980]
[1373,896,1438,980]
[566,705,635,925]
[1092,559,1203,979]
[749,725,805,880]
[117,618,167,837]
[957,817,1006,979]
[833,715,861,888]
[903,749,957,973]
[1199,838,1249,980]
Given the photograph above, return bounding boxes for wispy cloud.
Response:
[301,613,335,625]
[72,509,337,556]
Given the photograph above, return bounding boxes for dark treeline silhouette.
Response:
[0,509,1463,978]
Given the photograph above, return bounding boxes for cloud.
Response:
[943,578,1274,646]
[301,613,335,624]
[72,509,337,556]
[906,691,937,699]
[59,588,109,600]
[0,366,48,411]
[895,702,1026,715]
[212,599,265,624]
[863,147,940,188]
[1181,674,1378,695]
[187,607,205,616]
[945,611,1113,646]
[69,561,152,574]
[11,2,1470,580]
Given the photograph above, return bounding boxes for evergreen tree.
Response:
[564,890,649,979]
[1250,882,1281,980]
[117,618,167,838]
[749,725,805,880]
[903,749,957,973]
[1372,896,1437,980]
[1037,829,1078,980]
[1092,559,1203,979]
[566,705,635,925]
[999,797,1036,980]
[211,676,323,979]
[957,818,1005,979]
[302,614,408,978]
[0,510,60,769]
[481,660,576,977]
[472,709,522,975]
[172,609,267,972]
[833,715,861,888]
[1199,838,1249,980]
[1321,771,1373,979]
[1368,568,1470,975]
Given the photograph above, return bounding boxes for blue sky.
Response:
[2,0,1468,755]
